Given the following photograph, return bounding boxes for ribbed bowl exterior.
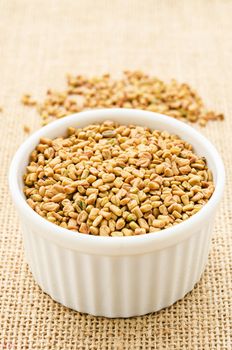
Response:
[21,220,213,318]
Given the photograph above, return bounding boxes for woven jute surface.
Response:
[0,1,231,349]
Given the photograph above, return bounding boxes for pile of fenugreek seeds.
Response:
[23,120,214,236]
[21,71,223,127]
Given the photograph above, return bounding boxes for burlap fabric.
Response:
[0,1,231,349]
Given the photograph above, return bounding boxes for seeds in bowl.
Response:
[23,120,214,236]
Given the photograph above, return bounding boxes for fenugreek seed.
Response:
[92,215,103,227]
[138,191,147,202]
[25,173,37,185]
[85,187,99,196]
[102,130,116,138]
[164,168,173,177]
[191,163,205,170]
[100,197,109,207]
[68,218,78,229]
[131,206,143,219]
[26,165,38,173]
[120,197,130,206]
[156,164,164,174]
[86,175,97,183]
[52,184,65,193]
[135,228,146,235]
[76,200,86,210]
[64,186,76,194]
[108,219,116,232]
[92,179,104,188]
[148,181,160,190]
[152,219,166,228]
[111,231,124,237]
[113,178,123,188]
[181,194,189,205]
[191,192,203,202]
[101,219,108,226]
[110,204,121,216]
[86,193,97,205]
[111,195,121,207]
[102,173,116,183]
[126,213,137,222]
[172,210,182,219]
[27,198,36,209]
[60,222,68,229]
[171,203,182,213]
[127,200,138,211]
[140,204,152,213]
[51,193,66,202]
[89,208,100,220]
[99,210,111,220]
[116,218,125,230]
[149,227,161,233]
[129,194,139,203]
[77,211,88,223]
[42,202,59,212]
[102,149,111,160]
[30,194,42,202]
[189,176,201,186]
[90,226,99,235]
[69,212,78,219]
[183,204,194,211]
[179,165,192,175]
[159,204,168,215]
[182,213,189,220]
[79,223,89,234]
[138,218,149,230]
[122,228,133,236]
[99,225,110,236]
[129,221,139,230]
[48,212,58,221]
[158,215,170,223]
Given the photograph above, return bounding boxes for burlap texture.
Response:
[0,0,231,349]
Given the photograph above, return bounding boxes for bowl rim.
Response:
[9,108,225,255]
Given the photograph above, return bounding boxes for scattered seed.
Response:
[22,71,223,127]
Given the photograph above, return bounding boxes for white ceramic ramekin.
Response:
[9,109,225,318]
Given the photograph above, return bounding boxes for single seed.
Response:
[102,173,116,183]
[138,218,149,230]
[111,231,123,237]
[92,215,103,227]
[129,221,139,230]
[116,218,126,230]
[79,223,89,234]
[181,194,189,205]
[152,219,166,228]
[86,193,97,205]
[110,204,122,216]
[135,228,146,235]
[131,206,143,219]
[42,202,59,212]
[89,208,100,220]
[99,225,110,236]
[77,211,88,223]
[51,193,66,202]
[90,226,99,235]
[140,204,152,213]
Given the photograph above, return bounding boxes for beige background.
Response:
[0,0,232,349]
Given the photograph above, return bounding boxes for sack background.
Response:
[0,1,231,349]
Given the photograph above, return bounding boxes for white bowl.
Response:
[9,109,225,318]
